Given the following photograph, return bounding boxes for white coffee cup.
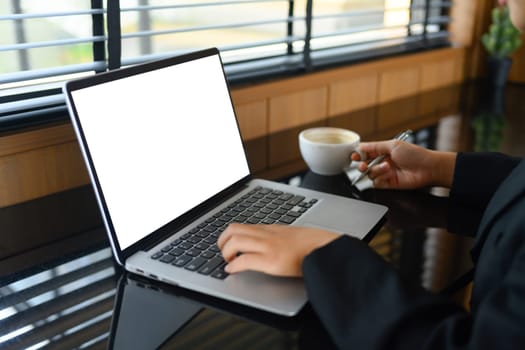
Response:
[299,127,360,175]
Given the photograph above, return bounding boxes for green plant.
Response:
[481,5,522,58]
[472,111,505,152]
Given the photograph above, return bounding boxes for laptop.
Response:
[63,47,388,316]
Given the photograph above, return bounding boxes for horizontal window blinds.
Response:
[0,0,452,130]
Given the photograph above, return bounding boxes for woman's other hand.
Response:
[352,140,456,189]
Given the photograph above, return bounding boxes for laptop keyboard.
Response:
[150,186,318,279]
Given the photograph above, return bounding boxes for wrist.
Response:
[430,151,457,188]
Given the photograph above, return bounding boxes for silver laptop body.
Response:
[63,48,387,316]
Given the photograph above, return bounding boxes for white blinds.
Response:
[0,0,452,129]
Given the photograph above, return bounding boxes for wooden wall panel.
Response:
[421,59,457,92]
[0,123,76,157]
[267,126,305,168]
[377,96,418,130]
[418,85,462,117]
[454,51,467,83]
[268,87,328,133]
[1,47,470,206]
[0,141,90,207]
[234,101,267,140]
[328,74,379,117]
[379,67,420,103]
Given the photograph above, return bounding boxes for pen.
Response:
[351,129,413,186]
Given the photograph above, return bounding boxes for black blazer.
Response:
[302,152,525,349]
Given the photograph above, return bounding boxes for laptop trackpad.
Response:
[297,195,387,240]
[301,220,374,240]
[301,221,353,236]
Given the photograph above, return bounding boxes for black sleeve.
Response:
[303,235,464,349]
[446,152,521,236]
[303,235,525,349]
[449,152,520,210]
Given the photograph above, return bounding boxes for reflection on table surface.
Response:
[2,81,525,349]
[0,183,468,350]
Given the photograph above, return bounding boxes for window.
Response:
[0,0,451,131]
[1,0,106,130]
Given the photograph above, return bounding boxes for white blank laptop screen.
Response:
[71,55,250,250]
